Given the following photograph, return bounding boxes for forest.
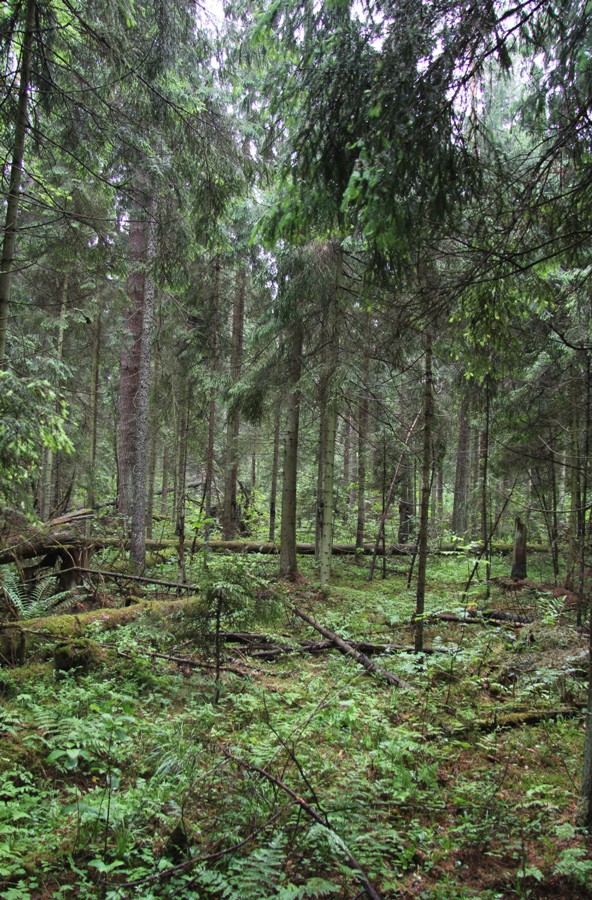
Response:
[2,0,592,897]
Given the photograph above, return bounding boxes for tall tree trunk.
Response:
[279,322,303,578]
[146,351,160,540]
[129,200,157,569]
[175,377,191,584]
[222,269,245,540]
[480,381,492,600]
[160,446,169,517]
[117,203,146,518]
[86,311,102,510]
[269,398,282,542]
[451,396,470,537]
[315,381,329,560]
[318,247,343,585]
[355,378,369,558]
[205,253,220,542]
[0,0,35,364]
[414,333,433,653]
[577,352,591,627]
[319,400,338,585]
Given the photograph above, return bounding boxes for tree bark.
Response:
[451,395,470,537]
[222,268,245,540]
[86,311,102,510]
[0,0,35,364]
[414,333,433,653]
[129,197,157,569]
[510,516,527,580]
[117,200,146,518]
[269,398,282,542]
[279,322,303,578]
[481,381,492,600]
[205,253,220,542]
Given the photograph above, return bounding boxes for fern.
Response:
[1,569,76,620]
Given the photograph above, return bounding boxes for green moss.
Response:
[54,638,101,679]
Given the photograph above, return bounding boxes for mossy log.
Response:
[0,626,26,665]
[54,638,101,678]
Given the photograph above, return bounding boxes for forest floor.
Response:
[1,547,592,898]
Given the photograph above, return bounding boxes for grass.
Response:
[0,549,590,898]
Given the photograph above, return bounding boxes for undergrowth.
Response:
[0,552,590,898]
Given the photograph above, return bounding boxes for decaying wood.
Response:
[446,705,585,737]
[1,531,531,567]
[293,606,413,689]
[223,749,383,900]
[431,611,534,626]
[218,631,448,660]
[112,646,249,677]
[79,567,199,593]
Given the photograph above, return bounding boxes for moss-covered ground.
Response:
[0,549,591,898]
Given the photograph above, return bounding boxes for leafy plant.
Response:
[0,568,76,620]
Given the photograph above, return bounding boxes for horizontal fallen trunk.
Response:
[2,533,542,566]
[430,611,535,627]
[293,606,413,689]
[446,705,586,738]
[220,633,449,660]
[79,567,199,593]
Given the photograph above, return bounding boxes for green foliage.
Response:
[0,568,76,620]
[0,369,73,504]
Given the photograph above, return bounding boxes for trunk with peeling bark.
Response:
[510,516,528,580]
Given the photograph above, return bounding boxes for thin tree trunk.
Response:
[451,396,470,536]
[146,352,160,540]
[118,203,146,518]
[279,322,303,578]
[356,381,369,558]
[205,254,220,542]
[86,311,102,510]
[222,269,245,540]
[130,200,157,569]
[160,446,169,517]
[414,333,433,653]
[319,401,338,585]
[175,378,191,585]
[269,398,282,542]
[577,616,592,827]
[578,352,591,627]
[0,0,35,363]
[480,383,491,599]
[318,247,343,585]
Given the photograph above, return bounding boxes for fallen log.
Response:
[446,705,586,737]
[2,534,531,566]
[293,607,413,689]
[79,567,199,593]
[430,611,534,627]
